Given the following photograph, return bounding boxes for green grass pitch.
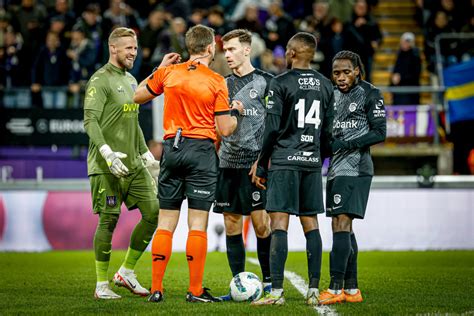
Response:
[0,250,473,315]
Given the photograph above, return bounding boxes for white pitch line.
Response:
[247,257,337,316]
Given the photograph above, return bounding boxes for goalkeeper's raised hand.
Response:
[99,145,129,178]
[141,151,160,178]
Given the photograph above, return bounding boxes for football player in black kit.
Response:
[319,50,386,305]
[252,32,334,306]
[214,29,273,300]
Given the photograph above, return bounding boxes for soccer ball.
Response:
[229,272,263,302]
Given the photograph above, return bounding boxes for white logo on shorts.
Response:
[252,191,261,201]
[334,194,341,204]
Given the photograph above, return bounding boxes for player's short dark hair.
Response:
[289,32,317,53]
[185,24,215,55]
[222,29,252,46]
[332,50,365,79]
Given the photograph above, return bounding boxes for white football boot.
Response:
[113,267,150,296]
[94,281,121,299]
[306,287,320,306]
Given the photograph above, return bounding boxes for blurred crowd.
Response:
[0,0,472,109]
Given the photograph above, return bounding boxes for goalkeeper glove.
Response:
[99,144,129,178]
[141,151,160,178]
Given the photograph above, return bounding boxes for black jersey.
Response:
[328,80,387,179]
[257,68,334,175]
[219,69,273,168]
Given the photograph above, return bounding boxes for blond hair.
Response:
[108,27,136,45]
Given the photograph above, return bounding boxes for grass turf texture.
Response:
[0,251,473,315]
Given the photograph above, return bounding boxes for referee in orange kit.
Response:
[134,24,243,303]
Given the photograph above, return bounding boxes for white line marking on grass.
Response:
[247,257,337,316]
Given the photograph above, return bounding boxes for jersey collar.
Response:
[106,63,127,75]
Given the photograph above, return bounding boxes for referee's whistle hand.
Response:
[255,177,266,190]
[159,53,181,68]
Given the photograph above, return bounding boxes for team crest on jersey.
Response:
[249,89,258,99]
[252,191,261,201]
[334,194,341,204]
[106,196,117,207]
[349,102,357,112]
[117,86,125,93]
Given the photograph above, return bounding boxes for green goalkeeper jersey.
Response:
[84,63,148,176]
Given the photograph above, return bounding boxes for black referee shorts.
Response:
[158,137,218,211]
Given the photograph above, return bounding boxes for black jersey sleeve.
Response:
[347,88,386,149]
[256,78,283,178]
[256,113,280,178]
[320,86,335,160]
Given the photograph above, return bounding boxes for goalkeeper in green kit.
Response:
[84,27,179,299]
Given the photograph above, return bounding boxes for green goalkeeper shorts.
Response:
[89,166,158,214]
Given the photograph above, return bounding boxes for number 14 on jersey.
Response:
[295,99,321,129]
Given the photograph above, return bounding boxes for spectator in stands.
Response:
[424,10,458,72]
[139,9,167,80]
[73,4,107,66]
[0,10,12,48]
[390,32,421,105]
[189,8,206,27]
[155,0,191,20]
[47,0,75,35]
[2,27,30,107]
[282,0,313,20]
[328,0,354,24]
[459,16,474,61]
[10,0,48,72]
[263,0,296,50]
[67,26,96,108]
[31,31,70,108]
[344,0,382,82]
[235,4,264,36]
[438,0,468,31]
[103,0,139,32]
[154,17,189,62]
[299,0,331,38]
[206,5,234,36]
[319,17,346,77]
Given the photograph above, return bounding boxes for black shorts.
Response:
[158,138,218,211]
[326,176,372,219]
[214,168,266,215]
[266,169,324,216]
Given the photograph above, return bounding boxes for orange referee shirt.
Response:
[146,60,230,141]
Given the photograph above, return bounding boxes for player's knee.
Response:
[332,215,351,232]
[138,200,159,226]
[253,222,270,237]
[98,212,120,233]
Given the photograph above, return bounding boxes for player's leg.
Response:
[214,168,246,278]
[90,174,122,299]
[246,169,271,290]
[343,176,371,303]
[149,140,185,302]
[319,214,352,305]
[344,228,363,303]
[183,139,221,303]
[223,213,245,276]
[250,210,271,290]
[299,170,325,305]
[115,168,159,296]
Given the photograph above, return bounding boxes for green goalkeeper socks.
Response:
[123,247,144,270]
[95,260,109,282]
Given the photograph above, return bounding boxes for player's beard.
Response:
[119,54,135,70]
